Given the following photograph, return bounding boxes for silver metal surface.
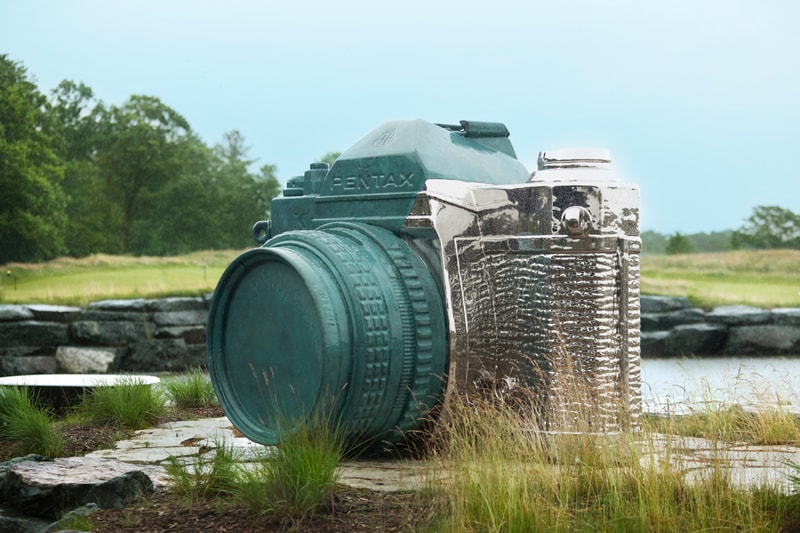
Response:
[403,149,641,431]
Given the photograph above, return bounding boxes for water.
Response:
[641,356,800,414]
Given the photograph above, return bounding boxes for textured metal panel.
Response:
[449,240,641,431]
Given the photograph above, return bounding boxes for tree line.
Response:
[3,55,798,263]
[1,55,281,264]
[643,205,800,255]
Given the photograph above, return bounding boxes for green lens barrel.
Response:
[207,222,447,449]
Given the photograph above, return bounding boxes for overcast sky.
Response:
[2,0,798,234]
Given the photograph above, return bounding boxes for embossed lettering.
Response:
[328,172,415,191]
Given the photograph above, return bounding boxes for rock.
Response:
[155,325,206,344]
[150,297,206,312]
[640,295,692,314]
[664,323,728,356]
[55,346,119,373]
[723,325,800,355]
[86,299,151,312]
[152,310,207,327]
[0,508,51,533]
[0,356,57,376]
[120,339,197,372]
[0,457,155,519]
[0,322,68,349]
[77,310,150,322]
[772,308,800,327]
[641,331,670,357]
[0,305,34,322]
[706,305,772,326]
[0,346,50,358]
[26,305,82,323]
[641,308,706,331]
[69,320,154,346]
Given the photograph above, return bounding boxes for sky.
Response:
[1,0,798,234]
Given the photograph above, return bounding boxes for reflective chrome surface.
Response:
[403,149,641,431]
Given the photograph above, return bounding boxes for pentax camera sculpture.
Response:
[207,119,641,450]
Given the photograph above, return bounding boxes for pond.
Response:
[641,356,800,414]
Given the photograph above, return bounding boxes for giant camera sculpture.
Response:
[207,119,641,450]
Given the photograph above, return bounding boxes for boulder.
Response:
[772,308,800,327]
[641,308,706,331]
[86,299,151,312]
[0,356,57,376]
[0,321,68,348]
[153,309,207,327]
[723,325,800,355]
[120,338,201,372]
[641,331,670,357]
[69,320,154,346]
[640,295,692,314]
[55,346,119,373]
[155,325,206,344]
[26,304,82,323]
[78,309,151,322]
[0,305,34,322]
[0,457,155,519]
[664,323,728,356]
[706,305,772,326]
[150,297,206,312]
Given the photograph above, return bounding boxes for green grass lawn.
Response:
[1,248,798,309]
[641,249,800,309]
[0,250,243,306]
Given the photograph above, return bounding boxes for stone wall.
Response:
[641,295,800,357]
[2,295,800,376]
[0,297,210,376]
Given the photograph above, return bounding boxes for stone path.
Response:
[86,416,430,492]
[86,415,800,494]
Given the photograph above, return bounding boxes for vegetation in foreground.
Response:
[0,369,216,461]
[422,393,800,532]
[4,369,800,531]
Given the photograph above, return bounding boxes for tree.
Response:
[665,232,693,255]
[0,55,67,263]
[48,80,123,256]
[641,230,668,255]
[731,205,800,250]
[319,151,341,166]
[136,132,282,254]
[93,95,192,253]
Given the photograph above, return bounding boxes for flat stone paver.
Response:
[80,417,800,495]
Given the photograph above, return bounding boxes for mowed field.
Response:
[641,249,800,309]
[1,248,798,309]
[0,250,243,307]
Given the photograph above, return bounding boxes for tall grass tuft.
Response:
[80,377,167,429]
[164,367,218,409]
[236,408,346,526]
[423,389,788,532]
[162,405,346,526]
[165,439,241,505]
[0,386,63,458]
